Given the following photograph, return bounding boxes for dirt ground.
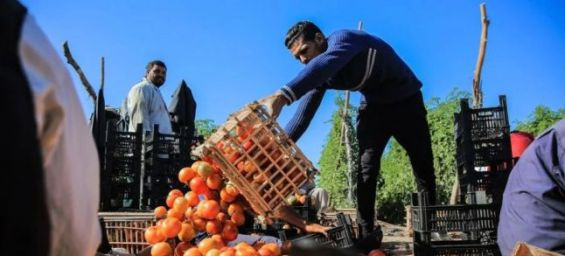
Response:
[378,220,413,256]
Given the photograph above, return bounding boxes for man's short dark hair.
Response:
[284,21,322,49]
[145,60,166,73]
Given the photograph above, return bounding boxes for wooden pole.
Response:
[472,3,489,108]
[451,3,490,205]
[62,41,96,102]
[344,21,364,203]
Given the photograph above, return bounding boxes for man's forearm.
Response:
[284,88,325,142]
[275,205,308,230]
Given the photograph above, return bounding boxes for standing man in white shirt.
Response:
[125,60,173,135]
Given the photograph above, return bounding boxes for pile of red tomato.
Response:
[144,159,282,256]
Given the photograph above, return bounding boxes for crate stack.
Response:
[102,123,143,211]
[101,123,197,211]
[411,96,513,255]
[454,95,512,204]
[201,103,312,219]
[142,125,194,208]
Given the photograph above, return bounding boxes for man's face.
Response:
[146,65,166,87]
[290,33,325,65]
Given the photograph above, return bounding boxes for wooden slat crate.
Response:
[99,212,156,254]
[202,103,313,218]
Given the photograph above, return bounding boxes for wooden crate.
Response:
[512,243,564,256]
[99,212,155,254]
[202,103,313,218]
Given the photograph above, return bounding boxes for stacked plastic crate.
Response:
[142,125,194,208]
[411,96,512,255]
[101,123,197,211]
[454,95,512,204]
[411,192,501,256]
[102,123,143,211]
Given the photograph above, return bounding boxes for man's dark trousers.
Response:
[355,91,437,236]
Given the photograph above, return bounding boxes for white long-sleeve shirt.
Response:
[19,13,101,256]
[126,78,173,134]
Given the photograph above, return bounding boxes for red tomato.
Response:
[144,226,165,244]
[151,242,172,256]
[154,206,167,219]
[185,191,200,207]
[200,200,220,220]
[368,249,386,256]
[179,167,196,184]
[190,177,208,194]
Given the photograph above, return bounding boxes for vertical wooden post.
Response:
[473,3,489,108]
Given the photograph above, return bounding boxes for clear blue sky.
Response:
[22,0,564,165]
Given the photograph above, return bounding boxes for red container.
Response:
[510,131,534,158]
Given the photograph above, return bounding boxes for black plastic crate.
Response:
[454,96,510,141]
[454,96,512,203]
[292,226,354,249]
[336,212,356,241]
[102,124,143,210]
[454,95,512,172]
[142,125,194,208]
[104,124,143,177]
[460,170,511,204]
[145,125,192,176]
[414,242,500,256]
[291,213,355,249]
[411,193,499,244]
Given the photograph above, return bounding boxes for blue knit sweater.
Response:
[280,29,422,141]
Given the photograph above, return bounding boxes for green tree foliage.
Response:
[514,106,564,135]
[318,96,359,208]
[195,119,218,139]
[378,89,470,224]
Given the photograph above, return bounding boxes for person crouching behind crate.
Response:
[259,21,437,253]
[299,168,330,218]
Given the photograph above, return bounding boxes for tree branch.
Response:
[472,3,489,108]
[62,41,96,102]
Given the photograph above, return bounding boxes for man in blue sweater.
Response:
[261,21,437,246]
[497,119,565,255]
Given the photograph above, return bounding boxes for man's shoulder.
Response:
[328,29,380,44]
[130,79,154,92]
[132,79,152,88]
[328,29,357,39]
[127,80,156,102]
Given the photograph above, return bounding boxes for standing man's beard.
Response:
[152,76,165,87]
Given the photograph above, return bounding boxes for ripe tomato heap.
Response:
[145,158,283,256]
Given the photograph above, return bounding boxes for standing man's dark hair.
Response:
[145,60,166,73]
[285,21,323,49]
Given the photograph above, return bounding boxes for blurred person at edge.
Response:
[498,119,565,255]
[0,1,100,255]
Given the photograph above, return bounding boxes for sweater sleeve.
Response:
[284,87,326,142]
[280,31,364,104]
